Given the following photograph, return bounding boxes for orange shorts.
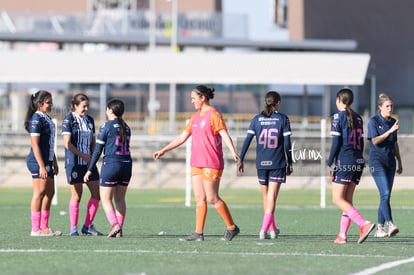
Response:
[191,167,223,183]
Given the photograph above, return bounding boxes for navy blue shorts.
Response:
[65,165,99,184]
[332,164,364,185]
[26,160,55,179]
[100,160,132,187]
[257,168,286,185]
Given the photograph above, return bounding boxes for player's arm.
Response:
[219,128,239,162]
[84,141,104,182]
[153,131,191,160]
[63,134,91,163]
[31,135,47,179]
[284,134,293,175]
[327,135,340,167]
[395,142,403,174]
[327,114,341,167]
[238,132,254,174]
[371,120,399,145]
[53,154,59,176]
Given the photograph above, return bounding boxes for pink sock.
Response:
[117,215,125,227]
[31,211,41,232]
[347,207,366,227]
[261,213,273,232]
[40,210,50,230]
[84,198,99,227]
[105,210,118,226]
[69,200,79,228]
[269,215,277,231]
[339,214,351,235]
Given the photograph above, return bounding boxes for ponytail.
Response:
[107,99,127,143]
[24,90,52,132]
[261,91,281,117]
[336,88,360,129]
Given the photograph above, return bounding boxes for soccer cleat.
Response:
[82,224,103,236]
[374,228,388,238]
[30,230,41,237]
[70,228,79,236]
[358,222,375,244]
[107,224,122,238]
[259,230,269,240]
[179,232,204,241]
[221,225,240,241]
[41,228,63,236]
[388,224,399,237]
[269,228,280,239]
[334,234,347,244]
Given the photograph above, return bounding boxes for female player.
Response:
[368,93,402,238]
[24,90,62,236]
[328,88,375,244]
[62,93,102,236]
[84,99,132,238]
[153,85,240,241]
[238,91,292,239]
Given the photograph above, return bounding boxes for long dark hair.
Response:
[107,99,127,143]
[261,91,281,117]
[24,90,52,133]
[336,88,360,129]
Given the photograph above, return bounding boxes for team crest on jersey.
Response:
[72,171,78,179]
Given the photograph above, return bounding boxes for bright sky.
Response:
[223,0,288,41]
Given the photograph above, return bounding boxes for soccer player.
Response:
[368,93,402,238]
[153,85,240,241]
[24,90,62,236]
[84,99,132,238]
[62,93,103,236]
[238,91,293,240]
[328,88,375,244]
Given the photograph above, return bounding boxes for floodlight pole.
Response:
[169,0,177,133]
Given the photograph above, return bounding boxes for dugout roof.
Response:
[0,50,370,85]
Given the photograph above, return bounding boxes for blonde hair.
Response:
[378,93,393,108]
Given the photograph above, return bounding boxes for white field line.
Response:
[0,248,399,259]
[351,256,414,275]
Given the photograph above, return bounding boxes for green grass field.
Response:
[1,187,414,275]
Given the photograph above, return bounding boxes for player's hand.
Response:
[286,164,293,176]
[396,163,403,175]
[237,160,244,175]
[53,163,59,176]
[153,150,164,160]
[389,120,399,134]
[82,153,92,164]
[84,171,92,183]
[39,166,47,179]
[327,168,334,181]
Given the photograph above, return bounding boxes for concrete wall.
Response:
[289,0,414,111]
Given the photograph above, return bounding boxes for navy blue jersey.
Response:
[88,118,131,171]
[328,110,364,167]
[367,113,397,167]
[27,111,55,163]
[62,113,96,166]
[240,112,292,170]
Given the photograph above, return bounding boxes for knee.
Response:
[70,192,81,202]
[380,191,391,201]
